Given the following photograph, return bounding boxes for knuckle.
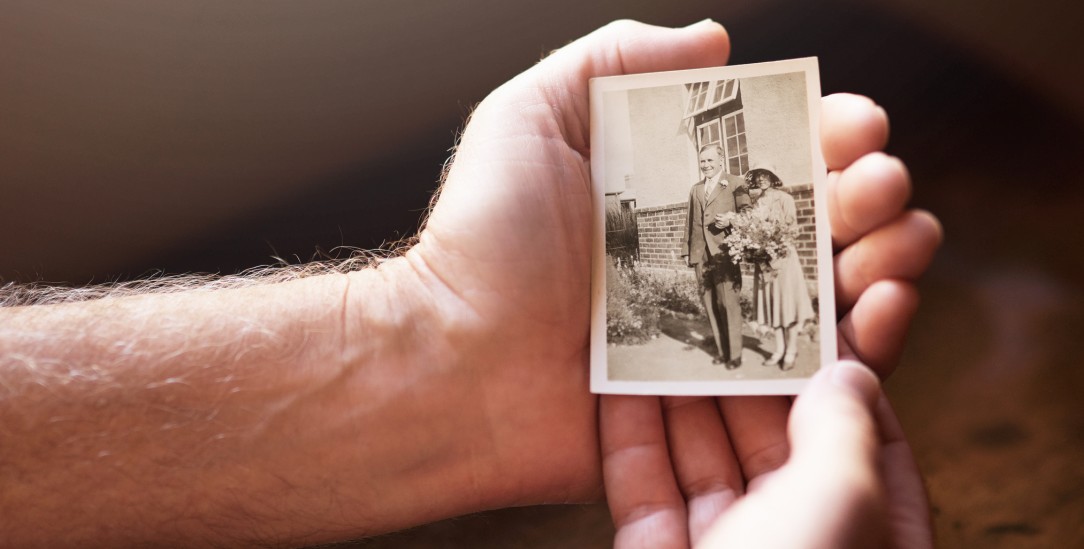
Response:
[740,439,790,481]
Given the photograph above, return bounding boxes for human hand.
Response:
[403,20,742,507]
[696,361,931,548]
[713,212,735,229]
[603,362,932,548]
[590,25,941,549]
[402,19,940,515]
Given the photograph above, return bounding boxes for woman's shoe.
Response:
[780,353,797,371]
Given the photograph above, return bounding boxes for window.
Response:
[685,82,711,117]
[684,79,740,117]
[722,111,748,175]
[697,119,721,150]
[697,110,748,175]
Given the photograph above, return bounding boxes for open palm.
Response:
[407,19,940,542]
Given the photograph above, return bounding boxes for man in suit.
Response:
[681,144,749,368]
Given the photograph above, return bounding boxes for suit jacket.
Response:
[681,173,749,266]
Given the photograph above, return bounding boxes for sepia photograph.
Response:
[590,58,836,395]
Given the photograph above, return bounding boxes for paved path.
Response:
[607,314,820,382]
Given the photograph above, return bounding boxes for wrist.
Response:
[310,256,498,534]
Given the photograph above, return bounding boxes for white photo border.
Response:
[589,57,836,396]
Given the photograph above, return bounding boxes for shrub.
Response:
[606,257,713,344]
[605,207,639,262]
[606,256,660,344]
[653,271,703,316]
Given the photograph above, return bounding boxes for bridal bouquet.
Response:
[720,208,799,270]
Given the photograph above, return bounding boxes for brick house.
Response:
[605,72,820,285]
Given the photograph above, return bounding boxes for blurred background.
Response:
[2,0,1082,546]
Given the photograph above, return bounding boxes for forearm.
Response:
[0,260,491,547]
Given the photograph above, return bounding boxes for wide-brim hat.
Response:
[745,162,782,185]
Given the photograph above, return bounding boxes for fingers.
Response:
[660,396,743,545]
[828,152,912,249]
[834,210,942,311]
[837,279,921,378]
[716,396,791,490]
[601,395,688,549]
[821,94,890,171]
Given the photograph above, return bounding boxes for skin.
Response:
[0,20,941,548]
[696,148,733,230]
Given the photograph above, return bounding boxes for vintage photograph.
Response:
[589,58,836,395]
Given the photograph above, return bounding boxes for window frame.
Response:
[696,109,748,176]
[684,79,740,117]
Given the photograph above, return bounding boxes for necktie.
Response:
[705,177,725,199]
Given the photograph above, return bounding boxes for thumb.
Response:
[462,19,731,160]
[422,20,730,266]
[786,360,888,548]
[439,19,731,196]
[695,361,889,549]
[789,360,881,466]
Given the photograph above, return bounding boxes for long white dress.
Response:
[753,188,814,329]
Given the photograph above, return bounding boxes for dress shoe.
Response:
[712,356,726,365]
[726,358,742,370]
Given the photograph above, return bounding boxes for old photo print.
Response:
[589,58,836,395]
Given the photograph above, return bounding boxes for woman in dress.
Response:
[746,166,814,370]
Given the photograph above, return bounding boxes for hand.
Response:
[599,43,940,549]
[603,362,932,548]
[713,212,734,229]
[696,362,932,548]
[406,19,741,505]
[407,19,940,516]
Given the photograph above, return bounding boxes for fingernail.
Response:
[829,360,880,405]
[685,18,717,29]
[874,105,890,130]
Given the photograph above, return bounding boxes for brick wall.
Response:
[635,203,689,270]
[635,184,819,280]
[790,184,818,281]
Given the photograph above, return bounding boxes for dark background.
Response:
[3,0,1082,546]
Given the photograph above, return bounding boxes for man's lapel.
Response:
[704,176,725,206]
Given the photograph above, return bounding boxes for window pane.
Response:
[738,133,747,155]
[710,123,720,142]
[712,81,725,103]
[736,112,745,133]
[739,154,748,174]
[725,116,737,136]
[724,80,736,98]
[696,93,707,111]
[729,157,740,174]
[686,83,701,114]
[727,135,738,153]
